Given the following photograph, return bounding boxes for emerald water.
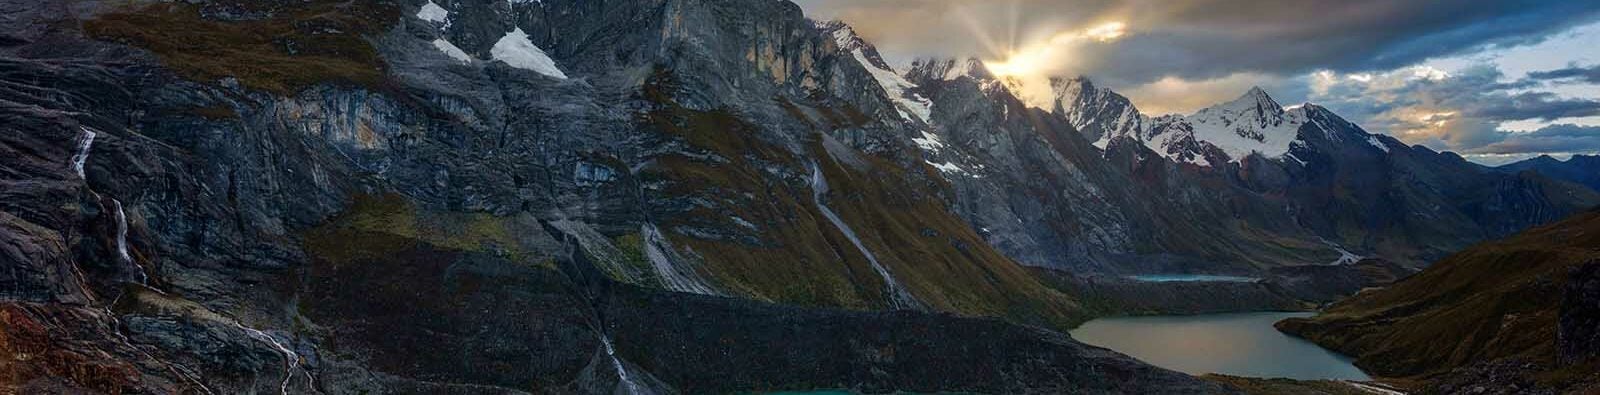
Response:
[1125,274,1260,282]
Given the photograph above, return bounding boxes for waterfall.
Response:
[808,162,919,310]
[70,127,96,178]
[601,335,649,395]
[640,223,717,295]
[236,322,309,395]
[110,199,146,285]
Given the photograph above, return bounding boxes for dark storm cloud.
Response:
[794,0,1600,86]
[1527,64,1600,84]
[1468,92,1600,122]
[1474,124,1600,155]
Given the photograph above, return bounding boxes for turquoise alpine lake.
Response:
[1125,274,1261,282]
[1069,312,1370,380]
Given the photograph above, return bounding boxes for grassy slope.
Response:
[1277,207,1600,386]
[639,70,1085,328]
[84,1,399,95]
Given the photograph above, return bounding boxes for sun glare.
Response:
[1083,22,1127,42]
[982,20,1130,107]
[985,21,1129,79]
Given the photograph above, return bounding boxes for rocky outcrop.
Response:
[1560,260,1600,365]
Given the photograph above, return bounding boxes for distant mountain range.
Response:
[821,22,1599,275]
[1499,154,1600,191]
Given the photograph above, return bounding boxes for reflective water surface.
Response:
[1070,312,1370,380]
[1125,274,1261,282]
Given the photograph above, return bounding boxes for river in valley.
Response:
[1069,312,1370,380]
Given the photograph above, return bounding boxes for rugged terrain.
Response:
[0,0,1213,392]
[2,0,1596,393]
[1278,208,1600,394]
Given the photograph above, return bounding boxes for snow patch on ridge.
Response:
[416,0,450,28]
[830,27,933,124]
[431,38,472,63]
[925,160,967,175]
[1366,135,1390,153]
[491,28,567,79]
[862,58,933,123]
[912,131,945,152]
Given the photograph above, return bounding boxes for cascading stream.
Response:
[808,162,920,310]
[235,321,312,395]
[110,199,147,285]
[601,335,650,395]
[70,127,95,178]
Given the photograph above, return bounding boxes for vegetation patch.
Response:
[84,1,399,94]
[636,68,1085,328]
[302,194,537,266]
[637,69,875,309]
[1277,209,1600,390]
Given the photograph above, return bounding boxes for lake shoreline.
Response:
[1069,311,1375,381]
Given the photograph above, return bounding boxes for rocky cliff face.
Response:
[2,0,1593,392]
[0,0,1230,392]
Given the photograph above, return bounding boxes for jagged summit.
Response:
[1046,76,1149,143]
[1053,79,1398,165]
[905,57,994,82]
[817,20,894,71]
[1213,86,1286,120]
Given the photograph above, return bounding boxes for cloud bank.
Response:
[796,0,1600,85]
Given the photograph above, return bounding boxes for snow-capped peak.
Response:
[819,21,933,124]
[905,57,994,83]
[820,20,891,70]
[1048,76,1149,145]
[1175,87,1304,161]
[1206,86,1287,125]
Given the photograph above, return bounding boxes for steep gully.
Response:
[808,161,922,311]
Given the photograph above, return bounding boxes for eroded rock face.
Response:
[1561,260,1600,365]
[0,0,1215,393]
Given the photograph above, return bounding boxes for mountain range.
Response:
[2,0,1597,393]
[1499,154,1600,192]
